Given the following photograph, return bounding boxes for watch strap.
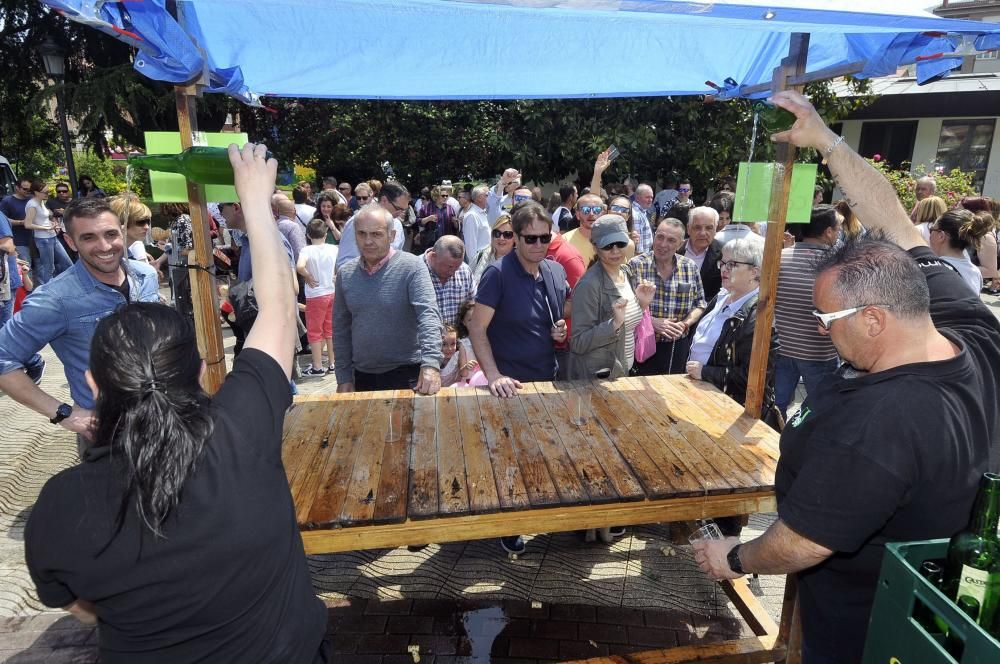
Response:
[50,403,72,425]
[727,544,745,575]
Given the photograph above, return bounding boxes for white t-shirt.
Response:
[941,255,984,296]
[295,203,316,228]
[299,243,338,298]
[27,199,55,238]
[129,241,149,261]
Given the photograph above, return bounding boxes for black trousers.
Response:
[354,364,421,391]
[634,336,691,375]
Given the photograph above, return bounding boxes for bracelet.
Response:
[821,136,845,165]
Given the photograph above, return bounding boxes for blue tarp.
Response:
[39,0,1000,105]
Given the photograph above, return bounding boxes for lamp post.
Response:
[37,37,78,195]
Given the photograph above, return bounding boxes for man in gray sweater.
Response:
[334,206,443,394]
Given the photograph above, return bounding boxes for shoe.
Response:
[608,526,627,539]
[301,365,327,377]
[406,544,428,552]
[500,536,525,555]
[327,366,336,375]
[25,356,45,385]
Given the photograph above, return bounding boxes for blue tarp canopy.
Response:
[40,0,1000,105]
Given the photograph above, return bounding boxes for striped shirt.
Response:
[424,250,477,326]
[775,242,837,361]
[626,252,706,321]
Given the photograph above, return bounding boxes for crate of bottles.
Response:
[863,539,1000,664]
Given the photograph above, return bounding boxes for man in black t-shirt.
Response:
[693,91,999,664]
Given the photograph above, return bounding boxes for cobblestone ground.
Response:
[4,293,996,661]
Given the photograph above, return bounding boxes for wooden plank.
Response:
[620,378,737,494]
[373,391,413,524]
[737,59,865,96]
[454,388,502,514]
[682,379,781,459]
[301,397,373,528]
[745,32,810,418]
[408,394,439,518]
[568,635,781,664]
[495,393,567,506]
[591,382,706,498]
[475,389,532,510]
[721,578,779,638]
[283,402,340,500]
[299,490,777,554]
[637,377,760,492]
[541,382,646,501]
[435,389,471,516]
[521,383,618,503]
[339,395,394,525]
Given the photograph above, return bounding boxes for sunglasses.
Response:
[717,260,755,271]
[678,187,692,193]
[601,241,628,250]
[357,195,371,201]
[579,205,604,215]
[812,304,891,330]
[513,194,532,203]
[56,189,69,194]
[520,233,552,245]
[492,229,514,239]
[610,204,630,214]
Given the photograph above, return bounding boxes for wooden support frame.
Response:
[175,86,228,393]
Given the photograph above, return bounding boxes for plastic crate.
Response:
[863,539,1000,664]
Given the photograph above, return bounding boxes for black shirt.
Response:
[774,246,999,664]
[25,349,326,663]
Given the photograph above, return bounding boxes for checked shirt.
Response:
[626,251,706,321]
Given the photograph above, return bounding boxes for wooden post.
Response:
[175,85,228,393]
[743,33,810,419]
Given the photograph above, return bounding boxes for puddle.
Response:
[462,605,508,661]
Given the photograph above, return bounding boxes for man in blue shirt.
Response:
[0,177,33,268]
[0,198,159,447]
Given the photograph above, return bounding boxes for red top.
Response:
[546,234,586,346]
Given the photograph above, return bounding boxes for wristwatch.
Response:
[727,544,746,575]
[50,403,73,425]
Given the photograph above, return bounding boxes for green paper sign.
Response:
[142,131,248,202]
[733,162,818,224]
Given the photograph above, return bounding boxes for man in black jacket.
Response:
[678,206,723,301]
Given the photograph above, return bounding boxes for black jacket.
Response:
[679,240,723,302]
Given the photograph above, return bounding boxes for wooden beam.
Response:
[775,575,802,664]
[568,635,782,664]
[744,33,810,419]
[720,578,779,639]
[175,87,227,393]
[737,59,865,96]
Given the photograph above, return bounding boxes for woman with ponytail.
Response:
[24,144,329,663]
[928,207,995,295]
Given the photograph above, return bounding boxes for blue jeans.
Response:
[774,354,840,417]
[33,236,57,285]
[53,239,72,276]
[0,298,12,327]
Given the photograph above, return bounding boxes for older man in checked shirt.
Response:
[627,217,706,375]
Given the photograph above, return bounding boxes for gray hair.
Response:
[916,176,936,193]
[471,184,490,201]
[356,204,393,233]
[657,217,686,235]
[636,183,654,197]
[688,206,719,227]
[433,235,465,259]
[814,232,929,320]
[722,235,764,267]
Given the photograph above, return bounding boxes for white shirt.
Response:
[688,287,759,365]
[334,213,406,271]
[683,240,708,270]
[463,203,491,264]
[299,243,339,298]
[129,240,149,261]
[294,203,316,228]
[715,223,755,247]
[941,255,984,296]
[26,199,55,238]
[486,188,512,224]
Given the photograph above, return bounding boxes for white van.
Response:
[0,156,16,196]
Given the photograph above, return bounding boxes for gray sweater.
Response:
[333,251,443,383]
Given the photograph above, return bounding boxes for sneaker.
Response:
[608,526,627,539]
[25,356,45,385]
[500,535,526,555]
[327,365,336,375]
[301,365,327,378]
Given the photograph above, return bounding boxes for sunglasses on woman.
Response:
[492,229,514,239]
[520,233,552,245]
[609,204,630,215]
[357,195,370,201]
[600,241,628,250]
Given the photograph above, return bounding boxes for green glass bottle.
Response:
[944,472,1000,627]
[945,595,980,658]
[128,146,273,185]
[916,560,947,636]
[752,101,796,133]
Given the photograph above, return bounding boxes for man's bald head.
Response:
[275,197,296,220]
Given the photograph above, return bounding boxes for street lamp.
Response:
[37,36,78,195]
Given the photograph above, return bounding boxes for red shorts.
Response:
[305,293,334,343]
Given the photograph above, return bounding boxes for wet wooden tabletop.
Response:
[283,375,781,553]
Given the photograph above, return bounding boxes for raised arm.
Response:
[590,149,612,198]
[771,91,923,250]
[228,144,297,379]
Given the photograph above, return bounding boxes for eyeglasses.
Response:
[610,204,630,214]
[678,187,692,193]
[717,260,755,271]
[579,205,604,215]
[812,305,892,330]
[929,226,945,235]
[520,233,552,245]
[492,229,515,239]
[389,199,406,213]
[339,186,351,192]
[513,194,532,203]
[356,195,370,201]
[600,241,628,250]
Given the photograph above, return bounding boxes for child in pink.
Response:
[296,219,339,376]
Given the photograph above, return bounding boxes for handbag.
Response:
[634,308,656,363]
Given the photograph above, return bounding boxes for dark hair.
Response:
[708,192,734,215]
[802,204,839,239]
[456,299,476,338]
[323,176,338,187]
[161,202,190,218]
[814,231,929,320]
[55,180,70,193]
[313,191,339,217]
[379,180,409,203]
[960,196,992,215]
[63,197,115,234]
[78,174,95,190]
[306,218,328,240]
[29,179,46,194]
[666,200,695,226]
[292,186,309,204]
[510,200,550,236]
[559,185,576,203]
[90,303,213,538]
[934,207,993,251]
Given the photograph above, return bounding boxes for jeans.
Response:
[354,364,421,391]
[53,239,72,276]
[34,236,57,285]
[774,354,840,417]
[0,298,12,327]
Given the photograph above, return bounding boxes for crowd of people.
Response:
[0,91,998,663]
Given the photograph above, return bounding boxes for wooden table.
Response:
[285,374,798,663]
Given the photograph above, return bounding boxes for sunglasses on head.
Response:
[520,233,552,245]
[492,229,514,239]
[601,241,628,250]
[579,205,604,215]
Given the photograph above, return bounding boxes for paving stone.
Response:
[502,600,549,620]
[409,634,461,656]
[596,605,644,626]
[627,625,679,648]
[583,622,629,644]
[508,637,561,660]
[643,609,695,630]
[386,615,435,635]
[328,632,363,654]
[529,619,577,641]
[355,633,410,654]
[499,618,531,638]
[364,599,414,616]
[328,655,380,664]
[559,638,610,659]
[330,614,388,634]
[549,604,596,623]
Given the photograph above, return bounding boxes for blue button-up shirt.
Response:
[0,258,159,409]
[0,210,22,291]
